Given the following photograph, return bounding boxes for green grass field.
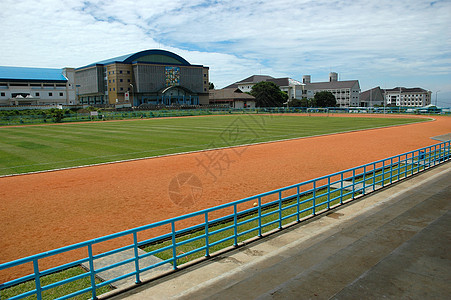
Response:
[0,114,426,176]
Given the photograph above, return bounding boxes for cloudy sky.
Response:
[1,0,450,105]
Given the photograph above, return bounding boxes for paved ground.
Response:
[102,162,451,300]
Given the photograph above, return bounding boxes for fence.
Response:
[0,141,450,299]
[1,106,450,125]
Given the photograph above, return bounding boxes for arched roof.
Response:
[79,49,191,69]
[160,85,195,95]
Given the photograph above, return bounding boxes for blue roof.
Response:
[0,66,67,82]
[78,49,192,69]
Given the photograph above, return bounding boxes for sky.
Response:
[1,0,451,106]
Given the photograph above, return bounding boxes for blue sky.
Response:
[1,0,450,106]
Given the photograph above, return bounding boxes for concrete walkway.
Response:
[102,162,451,299]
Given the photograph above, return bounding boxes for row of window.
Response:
[108,79,131,83]
[108,70,131,75]
[109,87,130,92]
[0,92,64,97]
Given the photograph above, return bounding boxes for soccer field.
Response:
[0,114,425,176]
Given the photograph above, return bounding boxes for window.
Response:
[128,79,130,82]
[113,79,115,83]
[120,87,123,91]
[113,88,115,91]
[109,80,111,83]
[120,79,123,82]
[49,92,53,96]
[120,70,123,74]
[0,92,5,96]
[127,71,130,74]
[59,92,64,97]
[108,71,111,75]
[35,92,39,96]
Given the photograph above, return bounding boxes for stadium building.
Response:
[0,66,76,106]
[75,49,210,106]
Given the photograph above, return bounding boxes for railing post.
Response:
[352,169,356,199]
[340,173,343,204]
[87,244,97,300]
[363,165,367,194]
[327,176,331,209]
[205,212,210,257]
[233,204,238,246]
[278,191,282,229]
[390,158,393,184]
[296,187,300,222]
[171,221,177,270]
[312,181,316,215]
[33,259,42,300]
[258,196,263,236]
[132,232,141,284]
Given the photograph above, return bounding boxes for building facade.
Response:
[0,66,76,106]
[75,50,209,106]
[300,73,361,107]
[383,87,431,107]
[209,88,256,108]
[359,87,385,107]
[226,72,361,107]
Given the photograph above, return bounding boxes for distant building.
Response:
[299,73,360,107]
[225,72,361,107]
[0,66,76,106]
[225,75,303,101]
[75,49,209,106]
[383,87,431,107]
[209,88,256,108]
[359,87,384,107]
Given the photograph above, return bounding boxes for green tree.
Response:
[288,97,313,107]
[209,82,215,90]
[250,81,287,107]
[49,108,65,123]
[314,91,336,107]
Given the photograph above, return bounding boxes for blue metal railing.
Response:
[1,141,450,299]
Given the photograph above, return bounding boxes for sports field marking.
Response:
[0,114,428,176]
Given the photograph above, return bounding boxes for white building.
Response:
[383,87,431,107]
[226,75,304,100]
[0,66,76,106]
[300,73,361,107]
[226,72,361,107]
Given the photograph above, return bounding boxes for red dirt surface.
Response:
[1,114,450,282]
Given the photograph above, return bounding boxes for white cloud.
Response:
[0,0,450,92]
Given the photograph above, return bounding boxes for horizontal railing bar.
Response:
[209,235,235,248]
[95,257,136,273]
[175,234,205,247]
[139,257,172,273]
[41,271,89,291]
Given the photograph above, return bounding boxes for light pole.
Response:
[129,83,133,105]
[435,90,440,106]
